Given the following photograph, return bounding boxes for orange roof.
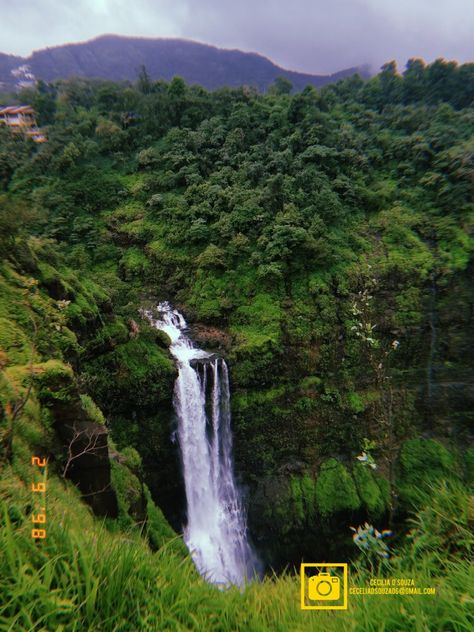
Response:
[0,105,35,115]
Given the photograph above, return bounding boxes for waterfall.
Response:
[144,302,258,586]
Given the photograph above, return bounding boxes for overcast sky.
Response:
[1,0,473,74]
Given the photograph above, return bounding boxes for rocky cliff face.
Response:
[28,356,117,518]
[53,411,118,518]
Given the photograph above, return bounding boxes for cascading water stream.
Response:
[144,302,258,586]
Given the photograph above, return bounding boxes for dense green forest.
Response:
[0,58,473,630]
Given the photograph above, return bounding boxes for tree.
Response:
[168,76,186,99]
[453,63,474,109]
[0,196,36,258]
[167,77,187,125]
[137,65,152,94]
[379,61,402,104]
[61,424,104,478]
[402,58,426,103]
[269,76,293,96]
[0,129,32,191]
[32,80,57,124]
[426,58,458,103]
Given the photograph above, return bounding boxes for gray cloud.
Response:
[0,1,186,55]
[1,0,473,74]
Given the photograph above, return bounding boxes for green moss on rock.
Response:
[315,458,361,517]
[289,476,304,527]
[347,392,365,414]
[37,261,63,287]
[110,460,143,530]
[80,394,105,425]
[154,328,172,349]
[289,473,317,527]
[143,484,185,554]
[0,317,31,365]
[84,337,176,410]
[353,462,387,517]
[32,360,75,404]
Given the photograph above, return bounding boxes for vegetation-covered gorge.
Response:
[0,59,473,628]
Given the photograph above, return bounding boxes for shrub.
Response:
[121,446,142,471]
[397,439,457,506]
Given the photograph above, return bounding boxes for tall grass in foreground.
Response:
[1,473,472,631]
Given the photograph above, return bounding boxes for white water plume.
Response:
[144,302,258,586]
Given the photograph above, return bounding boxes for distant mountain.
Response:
[0,35,369,92]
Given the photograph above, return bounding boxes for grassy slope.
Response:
[1,469,472,630]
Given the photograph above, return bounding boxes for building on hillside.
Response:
[0,105,47,142]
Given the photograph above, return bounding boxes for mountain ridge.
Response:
[0,34,369,92]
